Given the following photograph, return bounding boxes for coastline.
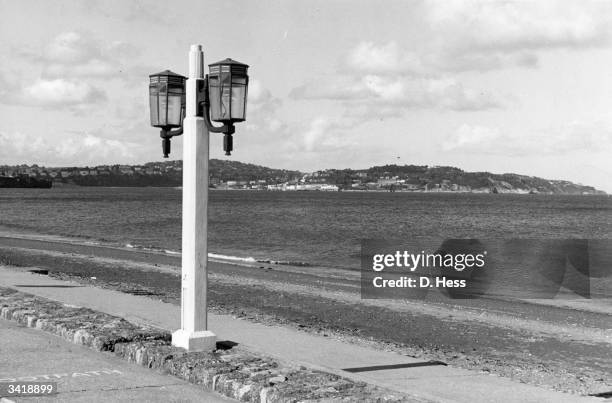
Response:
[0,233,610,396]
[1,229,610,313]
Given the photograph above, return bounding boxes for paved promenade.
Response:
[0,266,607,403]
[0,320,231,402]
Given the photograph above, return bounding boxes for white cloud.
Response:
[362,75,405,101]
[1,32,140,113]
[106,40,140,59]
[18,79,106,107]
[272,114,390,169]
[289,40,506,140]
[425,0,612,71]
[0,131,141,165]
[290,76,369,101]
[0,70,16,98]
[244,80,287,134]
[288,3,611,137]
[300,117,358,152]
[302,117,331,152]
[346,41,425,75]
[291,75,502,111]
[425,78,502,111]
[443,121,612,155]
[114,96,149,122]
[428,0,610,51]
[340,3,612,76]
[44,32,100,63]
[287,1,612,140]
[248,80,272,104]
[44,59,118,78]
[39,32,137,80]
[429,51,540,73]
[242,83,365,157]
[443,124,502,152]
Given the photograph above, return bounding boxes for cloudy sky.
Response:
[1,0,612,191]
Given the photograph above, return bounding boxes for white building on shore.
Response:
[267,183,339,191]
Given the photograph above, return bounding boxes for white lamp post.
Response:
[149,44,249,351]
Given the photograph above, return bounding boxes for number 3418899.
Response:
[1,382,57,396]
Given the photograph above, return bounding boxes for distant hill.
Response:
[0,160,302,188]
[0,160,605,194]
[355,164,605,194]
[206,159,301,183]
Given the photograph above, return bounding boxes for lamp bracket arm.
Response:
[198,76,235,135]
[160,127,183,138]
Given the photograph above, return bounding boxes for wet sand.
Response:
[0,235,610,396]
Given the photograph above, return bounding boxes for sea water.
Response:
[1,187,610,297]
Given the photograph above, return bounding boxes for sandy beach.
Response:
[0,234,610,396]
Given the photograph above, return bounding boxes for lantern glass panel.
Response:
[208,76,222,122]
[230,76,247,120]
[208,75,228,122]
[165,88,184,126]
[149,91,159,126]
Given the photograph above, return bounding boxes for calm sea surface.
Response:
[1,187,611,271]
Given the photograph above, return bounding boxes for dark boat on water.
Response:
[0,175,52,188]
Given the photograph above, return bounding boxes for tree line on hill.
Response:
[0,160,604,194]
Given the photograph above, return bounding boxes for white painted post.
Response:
[171,44,217,351]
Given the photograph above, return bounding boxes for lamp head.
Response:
[149,70,187,129]
[207,59,249,124]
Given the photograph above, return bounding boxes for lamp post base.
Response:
[172,329,217,352]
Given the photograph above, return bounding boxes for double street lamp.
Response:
[148,45,249,352]
[149,58,249,157]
